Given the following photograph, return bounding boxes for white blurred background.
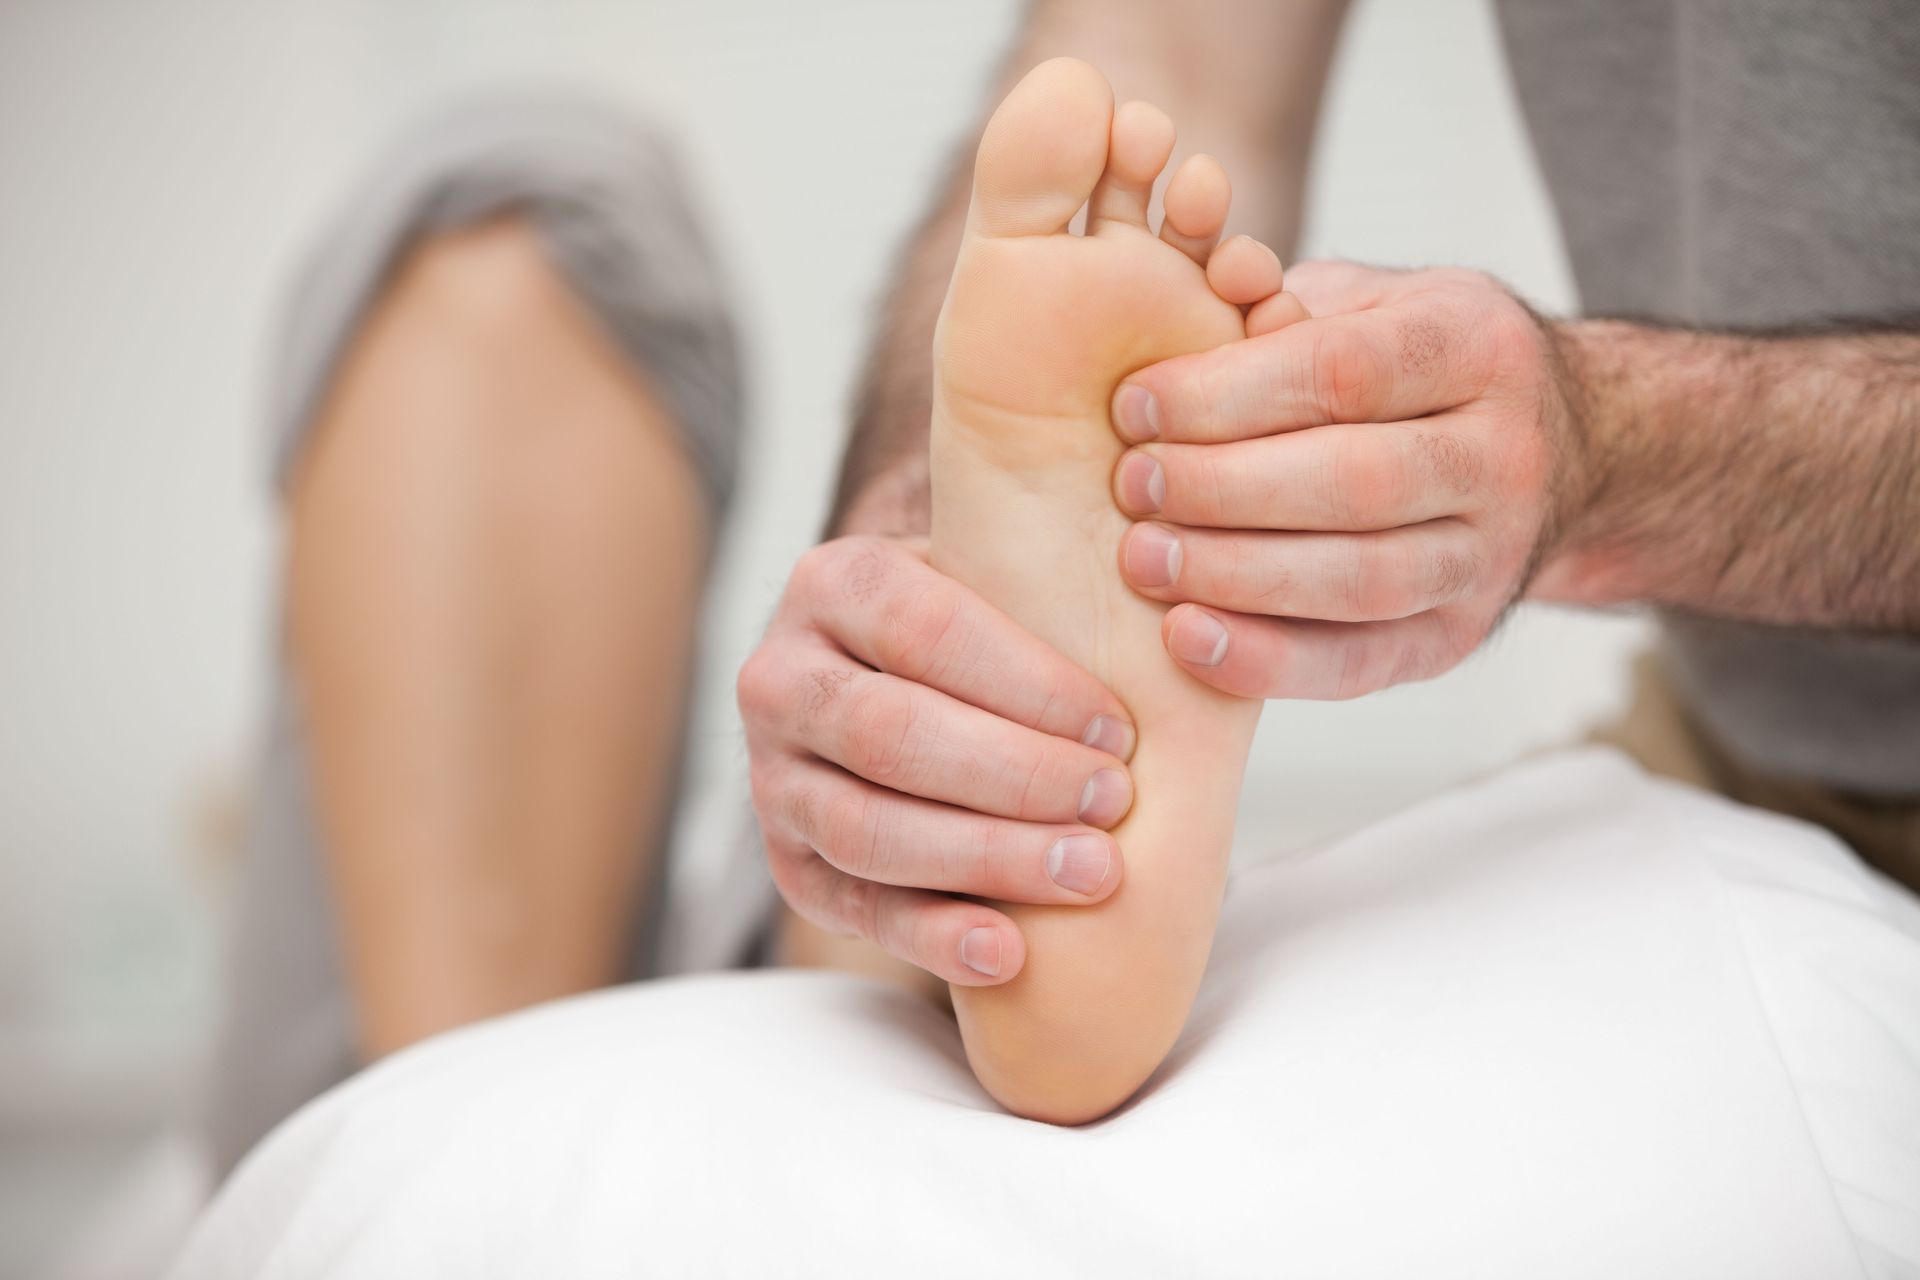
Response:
[0,1,1648,1272]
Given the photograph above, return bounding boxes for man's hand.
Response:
[1108,261,1584,699]
[738,536,1137,986]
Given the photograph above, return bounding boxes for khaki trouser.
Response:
[1597,653,1920,896]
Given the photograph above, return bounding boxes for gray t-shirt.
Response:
[1494,0,1920,796]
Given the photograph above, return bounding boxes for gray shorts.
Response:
[204,93,766,1178]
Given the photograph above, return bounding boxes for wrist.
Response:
[1528,318,1657,607]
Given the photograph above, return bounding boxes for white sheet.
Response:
[171,749,1920,1278]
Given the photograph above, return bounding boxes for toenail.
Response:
[1170,608,1230,667]
[1113,383,1160,442]
[1080,713,1137,761]
[1124,523,1182,588]
[1047,834,1114,897]
[960,927,1002,978]
[1117,452,1165,513]
[1077,768,1132,827]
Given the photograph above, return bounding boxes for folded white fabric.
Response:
[171,749,1920,1279]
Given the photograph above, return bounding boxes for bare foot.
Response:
[931,58,1300,1122]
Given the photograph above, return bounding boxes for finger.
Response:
[766,830,1026,985]
[1160,603,1472,700]
[1109,310,1482,445]
[1281,259,1400,316]
[786,664,1133,826]
[1112,418,1488,531]
[1118,519,1484,622]
[1159,153,1230,264]
[769,758,1121,904]
[794,538,1136,758]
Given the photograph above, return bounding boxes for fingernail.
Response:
[1123,523,1182,588]
[1112,383,1160,442]
[1169,607,1230,667]
[1080,713,1137,761]
[1046,834,1113,897]
[1115,451,1165,514]
[960,927,1001,977]
[1076,767,1132,827]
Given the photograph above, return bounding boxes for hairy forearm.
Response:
[827,0,1345,537]
[1539,318,1920,632]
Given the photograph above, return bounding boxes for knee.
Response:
[386,215,569,340]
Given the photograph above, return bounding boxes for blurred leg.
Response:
[287,215,707,1060]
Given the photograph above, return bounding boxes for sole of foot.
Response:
[930,57,1299,1123]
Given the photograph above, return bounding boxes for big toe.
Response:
[970,57,1114,238]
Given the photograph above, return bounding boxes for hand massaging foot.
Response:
[931,58,1304,1122]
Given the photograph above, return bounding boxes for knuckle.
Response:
[840,680,918,784]
[1333,636,1395,700]
[973,819,1020,883]
[789,541,836,596]
[1478,295,1546,386]
[1339,549,1394,619]
[898,903,949,973]
[746,758,780,813]
[1395,315,1451,380]
[1229,537,1295,611]
[735,648,780,720]
[803,667,856,721]
[874,578,965,683]
[1218,535,1266,606]
[1313,328,1391,421]
[798,536,892,604]
[1414,429,1483,497]
[1384,642,1431,691]
[1346,541,1430,620]
[861,883,926,966]
[1426,546,1482,607]
[1004,742,1063,820]
[1008,660,1085,738]
[1385,633,1443,691]
[820,783,885,874]
[781,777,824,846]
[1394,612,1474,689]
[1377,545,1431,617]
[1436,266,1491,292]
[1344,577,1385,621]
[839,537,898,604]
[1332,434,1409,524]
[833,872,883,943]
[1195,448,1239,519]
[762,851,814,917]
[1190,356,1245,437]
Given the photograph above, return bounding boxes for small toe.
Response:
[1206,235,1284,306]
[970,58,1115,238]
[1247,290,1313,337]
[1160,153,1230,264]
[1088,100,1175,230]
